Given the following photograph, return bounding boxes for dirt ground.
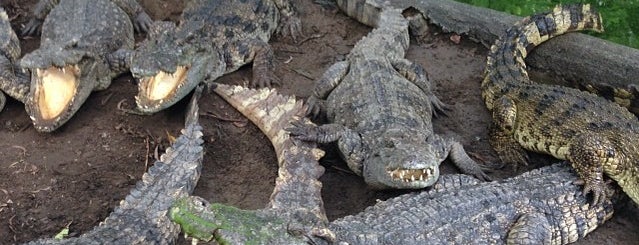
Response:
[0,0,637,244]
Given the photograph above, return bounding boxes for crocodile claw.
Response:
[251,71,280,88]
[22,18,43,36]
[286,120,319,142]
[304,96,324,118]
[574,178,613,206]
[277,15,304,43]
[134,12,153,33]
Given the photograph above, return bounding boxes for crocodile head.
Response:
[131,25,225,114]
[361,129,445,189]
[21,44,105,132]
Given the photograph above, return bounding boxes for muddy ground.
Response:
[0,0,637,244]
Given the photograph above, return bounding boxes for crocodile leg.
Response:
[272,0,303,41]
[287,121,367,176]
[106,49,133,74]
[110,0,152,33]
[22,0,59,36]
[307,61,350,116]
[225,39,278,88]
[391,58,449,117]
[444,138,491,181]
[490,96,530,168]
[568,134,617,205]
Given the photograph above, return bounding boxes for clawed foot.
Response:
[431,97,451,118]
[134,12,153,33]
[574,178,614,206]
[304,96,324,118]
[277,15,304,43]
[286,120,319,142]
[22,18,43,36]
[251,72,280,88]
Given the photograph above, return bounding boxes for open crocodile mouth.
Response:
[32,65,80,121]
[137,65,189,109]
[388,167,436,183]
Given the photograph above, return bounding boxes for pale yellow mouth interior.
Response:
[143,66,189,101]
[35,65,79,120]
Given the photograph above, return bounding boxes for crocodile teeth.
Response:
[389,167,435,182]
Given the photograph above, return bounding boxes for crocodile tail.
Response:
[481,4,603,110]
[184,84,203,127]
[212,83,329,233]
[336,0,382,27]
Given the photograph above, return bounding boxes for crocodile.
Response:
[329,162,617,244]
[172,160,617,244]
[170,83,333,244]
[119,0,303,114]
[0,7,29,112]
[19,0,152,132]
[286,0,489,189]
[481,4,639,206]
[26,86,204,244]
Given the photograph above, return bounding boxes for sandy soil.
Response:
[0,0,637,244]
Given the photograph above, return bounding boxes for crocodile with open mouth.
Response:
[19,0,151,132]
[26,86,204,244]
[120,0,302,114]
[286,0,489,189]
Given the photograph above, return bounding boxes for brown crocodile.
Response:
[482,4,639,206]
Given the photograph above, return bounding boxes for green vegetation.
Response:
[455,0,639,48]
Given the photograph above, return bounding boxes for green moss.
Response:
[170,198,300,244]
[455,0,639,49]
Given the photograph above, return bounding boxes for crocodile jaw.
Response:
[388,166,439,187]
[136,65,189,113]
[28,65,80,131]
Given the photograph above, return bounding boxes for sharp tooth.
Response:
[411,175,415,182]
[419,175,424,181]
[62,67,66,74]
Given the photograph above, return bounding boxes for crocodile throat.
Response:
[34,65,79,120]
[140,65,189,102]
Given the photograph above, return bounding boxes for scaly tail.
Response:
[211,83,333,240]
[481,4,603,110]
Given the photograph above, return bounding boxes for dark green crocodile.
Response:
[26,86,204,244]
[19,0,152,132]
[169,83,334,244]
[119,0,302,114]
[0,7,29,112]
[481,4,639,206]
[286,0,489,189]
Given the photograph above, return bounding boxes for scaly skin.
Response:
[481,4,639,206]
[125,0,303,114]
[19,0,152,132]
[25,86,204,244]
[287,0,489,189]
[171,162,617,244]
[0,7,30,112]
[170,83,334,244]
[330,162,616,244]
